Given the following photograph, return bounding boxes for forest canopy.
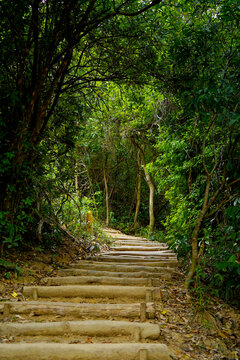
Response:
[0,0,239,304]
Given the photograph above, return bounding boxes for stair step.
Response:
[65,262,175,272]
[23,285,163,301]
[2,229,174,359]
[87,257,178,266]
[103,251,176,257]
[56,269,173,279]
[0,320,160,340]
[43,275,163,286]
[0,343,170,360]
[111,246,168,251]
[0,301,156,319]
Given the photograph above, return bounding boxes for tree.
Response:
[0,0,162,250]
[148,0,240,293]
[133,149,142,229]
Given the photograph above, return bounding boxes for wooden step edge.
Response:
[0,319,160,340]
[0,301,156,319]
[42,275,166,286]
[22,285,164,302]
[0,342,170,360]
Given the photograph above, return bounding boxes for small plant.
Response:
[0,259,22,276]
[192,266,208,310]
[4,271,11,279]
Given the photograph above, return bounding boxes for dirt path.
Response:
[0,229,239,359]
[0,229,179,359]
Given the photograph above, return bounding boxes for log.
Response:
[0,320,160,340]
[115,243,153,246]
[0,301,156,319]
[72,256,178,271]
[114,244,167,248]
[98,253,176,258]
[111,246,168,251]
[110,249,174,253]
[0,343,170,360]
[65,263,175,273]
[44,275,162,287]
[98,256,177,264]
[140,302,147,322]
[73,259,176,266]
[23,285,162,301]
[56,269,172,279]
[105,232,146,237]
[121,238,163,241]
[110,237,149,241]
[103,229,121,233]
[3,303,10,317]
[102,251,176,257]
[113,239,154,243]
[117,239,166,242]
[91,258,177,266]
[114,245,168,249]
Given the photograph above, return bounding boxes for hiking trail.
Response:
[0,228,179,359]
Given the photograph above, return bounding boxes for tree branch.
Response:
[206,196,233,218]
[32,0,40,87]
[115,0,162,17]
[31,48,73,144]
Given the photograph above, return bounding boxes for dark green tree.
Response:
[0,0,161,251]
[148,0,240,296]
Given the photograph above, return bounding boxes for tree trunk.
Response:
[143,166,155,234]
[86,167,98,212]
[134,150,142,229]
[131,139,155,234]
[103,156,110,227]
[75,170,79,194]
[185,176,211,289]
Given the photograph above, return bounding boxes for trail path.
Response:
[0,229,179,359]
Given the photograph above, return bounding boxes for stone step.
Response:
[0,343,170,360]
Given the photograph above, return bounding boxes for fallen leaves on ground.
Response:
[156,273,240,360]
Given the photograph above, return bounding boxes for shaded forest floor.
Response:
[0,235,240,360]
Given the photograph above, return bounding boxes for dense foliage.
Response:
[0,0,162,251]
[0,0,239,305]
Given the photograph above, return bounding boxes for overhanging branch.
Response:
[115,0,162,16]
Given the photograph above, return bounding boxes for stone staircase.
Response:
[0,229,178,359]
